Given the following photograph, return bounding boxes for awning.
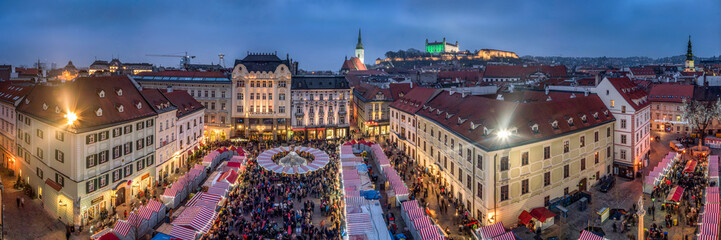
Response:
[169,225,198,240]
[518,210,533,225]
[402,200,419,211]
[530,207,557,222]
[412,216,432,230]
[172,206,218,233]
[666,186,685,202]
[578,230,603,240]
[45,178,63,191]
[492,231,516,240]
[684,160,697,172]
[346,213,373,235]
[417,226,442,240]
[478,222,506,239]
[113,220,131,237]
[112,180,128,190]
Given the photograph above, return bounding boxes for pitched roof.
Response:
[341,57,367,71]
[17,75,158,132]
[291,75,350,90]
[484,65,568,80]
[693,86,721,101]
[438,71,484,82]
[417,90,613,151]
[0,82,32,105]
[140,88,176,113]
[354,83,392,102]
[389,87,438,114]
[235,53,290,72]
[605,77,650,111]
[163,90,204,118]
[628,67,656,77]
[649,84,694,103]
[389,83,413,101]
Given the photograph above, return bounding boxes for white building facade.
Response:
[290,75,351,140]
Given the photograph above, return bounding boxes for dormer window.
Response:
[55,106,60,113]
[603,110,609,117]
[470,121,480,130]
[117,105,124,113]
[136,102,142,109]
[42,103,48,111]
[96,108,103,117]
[580,114,587,123]
[457,117,467,125]
[530,123,539,134]
[98,90,105,98]
[566,117,574,127]
[445,112,453,119]
[550,120,559,130]
[436,109,443,115]
[115,88,123,96]
[483,127,493,136]
[592,112,599,120]
[25,99,29,105]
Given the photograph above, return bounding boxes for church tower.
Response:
[355,28,364,64]
[685,35,695,72]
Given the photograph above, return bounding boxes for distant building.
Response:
[290,75,351,140]
[231,53,294,141]
[685,35,696,72]
[353,83,411,136]
[626,67,656,80]
[355,29,365,64]
[648,83,694,134]
[483,65,568,83]
[90,59,153,75]
[425,38,459,54]
[0,83,32,173]
[340,57,367,74]
[133,71,231,141]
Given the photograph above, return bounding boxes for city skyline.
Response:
[0,0,719,70]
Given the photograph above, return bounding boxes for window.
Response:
[622,106,626,113]
[279,94,285,100]
[522,152,529,166]
[466,175,472,189]
[146,136,154,146]
[544,172,551,186]
[544,146,551,159]
[564,187,569,195]
[610,100,615,107]
[595,152,599,164]
[564,164,569,178]
[500,185,509,201]
[86,179,96,193]
[86,134,97,145]
[55,173,64,186]
[99,150,109,164]
[124,142,133,155]
[521,179,529,195]
[36,167,43,178]
[123,125,132,134]
[99,175,108,188]
[500,156,509,171]
[99,131,109,141]
[86,154,97,168]
[620,149,627,159]
[581,158,586,170]
[607,127,611,137]
[621,135,627,144]
[563,141,569,153]
[594,131,599,142]
[621,119,626,129]
[36,148,43,159]
[607,146,611,159]
[477,183,483,199]
[55,131,64,141]
[136,139,145,150]
[113,145,121,159]
[55,150,64,163]
[580,136,585,147]
[458,168,463,182]
[476,155,483,170]
[112,169,122,182]
[545,196,551,206]
[36,129,43,139]
[124,164,133,177]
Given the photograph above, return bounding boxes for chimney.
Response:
[584,88,589,96]
[167,86,173,93]
[545,86,549,95]
[595,74,601,86]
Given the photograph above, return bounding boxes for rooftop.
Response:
[163,90,204,118]
[484,65,568,80]
[0,82,33,105]
[605,77,650,111]
[235,53,291,73]
[648,83,694,103]
[134,71,230,83]
[291,75,350,90]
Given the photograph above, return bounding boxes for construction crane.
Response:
[146,52,196,70]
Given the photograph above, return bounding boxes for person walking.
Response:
[20,197,24,208]
[16,196,20,208]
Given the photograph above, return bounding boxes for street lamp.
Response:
[64,112,78,125]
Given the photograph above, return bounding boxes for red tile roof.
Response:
[418,90,613,150]
[163,90,204,118]
[341,57,367,71]
[438,71,484,82]
[354,83,392,102]
[389,83,413,101]
[45,178,63,191]
[15,67,39,76]
[389,87,438,114]
[17,75,157,132]
[680,71,703,77]
[628,67,656,77]
[484,65,567,80]
[649,83,694,103]
[0,82,32,105]
[137,71,226,78]
[606,77,650,111]
[140,88,175,112]
[530,207,557,222]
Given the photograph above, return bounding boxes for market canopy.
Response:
[530,207,557,222]
[578,230,603,240]
[478,222,506,239]
[518,210,533,225]
[684,160,697,172]
[666,186,685,202]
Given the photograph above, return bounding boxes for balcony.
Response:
[295,112,305,117]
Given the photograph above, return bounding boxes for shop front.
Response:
[614,162,636,179]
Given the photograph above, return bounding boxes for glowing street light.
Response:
[64,112,78,125]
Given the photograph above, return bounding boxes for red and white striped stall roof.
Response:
[207,187,227,196]
[169,225,198,240]
[345,197,367,207]
[479,222,506,239]
[344,190,361,197]
[126,212,141,227]
[709,187,720,194]
[346,213,373,235]
[413,216,432,230]
[162,187,178,197]
[172,206,218,233]
[402,200,420,211]
[113,220,131,237]
[492,231,515,240]
[212,181,230,190]
[406,208,425,220]
[704,204,719,225]
[707,192,720,204]
[147,199,164,212]
[138,207,154,220]
[578,230,603,240]
[418,226,444,240]
[700,223,718,236]
[698,235,717,240]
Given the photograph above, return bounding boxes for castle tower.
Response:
[355,28,364,64]
[685,35,695,72]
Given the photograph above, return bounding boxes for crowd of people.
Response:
[202,139,345,240]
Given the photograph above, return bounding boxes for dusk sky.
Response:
[1,0,719,71]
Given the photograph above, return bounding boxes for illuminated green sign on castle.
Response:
[425,38,459,54]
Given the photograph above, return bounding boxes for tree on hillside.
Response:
[681,98,721,143]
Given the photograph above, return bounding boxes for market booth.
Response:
[529,207,556,230]
[147,199,167,226]
[475,222,506,239]
[172,206,218,234]
[168,225,198,240]
[112,220,136,240]
[666,186,685,203]
[578,230,604,240]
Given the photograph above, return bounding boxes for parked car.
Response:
[670,140,686,153]
[599,176,615,192]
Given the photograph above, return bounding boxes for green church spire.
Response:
[686,35,693,61]
[356,28,363,50]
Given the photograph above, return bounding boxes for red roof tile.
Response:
[606,77,650,111]
[140,89,175,112]
[17,75,157,131]
[389,87,437,114]
[163,90,204,118]
[0,82,32,105]
[389,83,412,101]
[629,67,656,77]
[484,65,567,80]
[530,207,557,222]
[15,67,39,76]
[341,57,367,71]
[438,71,484,82]
[649,83,694,103]
[418,90,613,150]
[137,71,226,78]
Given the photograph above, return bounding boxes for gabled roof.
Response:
[353,83,392,102]
[17,75,157,132]
[0,82,32,105]
[163,90,204,118]
[341,57,367,71]
[389,83,413,101]
[140,88,176,113]
[389,87,438,114]
[291,75,350,90]
[649,84,694,103]
[417,90,613,151]
[484,65,568,80]
[605,77,650,111]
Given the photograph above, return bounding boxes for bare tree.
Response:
[681,98,721,143]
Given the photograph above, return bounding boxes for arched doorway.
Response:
[115,187,126,206]
[578,178,587,192]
